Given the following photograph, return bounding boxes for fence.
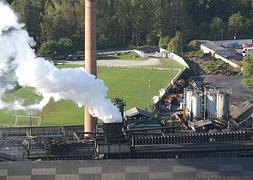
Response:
[133,49,148,58]
[98,65,182,71]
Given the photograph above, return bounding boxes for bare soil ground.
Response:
[67,58,161,67]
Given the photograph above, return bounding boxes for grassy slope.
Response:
[0,58,183,126]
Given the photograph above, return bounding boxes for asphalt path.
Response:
[204,75,252,104]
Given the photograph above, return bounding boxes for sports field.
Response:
[0,58,183,126]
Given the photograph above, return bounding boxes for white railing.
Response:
[133,49,148,58]
[153,67,186,103]
[159,48,189,68]
[98,65,181,71]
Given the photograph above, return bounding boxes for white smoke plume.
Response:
[0,2,122,123]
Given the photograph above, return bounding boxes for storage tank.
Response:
[216,92,229,120]
[191,93,203,118]
[206,92,216,119]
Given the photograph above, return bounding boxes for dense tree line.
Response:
[243,55,253,92]
[8,0,253,57]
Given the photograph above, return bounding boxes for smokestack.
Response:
[84,0,97,133]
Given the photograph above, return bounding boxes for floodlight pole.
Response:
[148,79,151,110]
[221,29,224,41]
[29,113,32,136]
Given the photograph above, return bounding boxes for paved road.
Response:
[204,75,252,104]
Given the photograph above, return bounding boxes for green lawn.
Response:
[98,67,179,109]
[0,58,183,127]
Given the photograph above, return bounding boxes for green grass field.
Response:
[99,67,179,109]
[0,58,183,126]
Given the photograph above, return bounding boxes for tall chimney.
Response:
[84,0,97,133]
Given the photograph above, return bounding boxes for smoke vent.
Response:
[112,98,126,119]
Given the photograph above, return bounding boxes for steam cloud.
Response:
[0,2,122,123]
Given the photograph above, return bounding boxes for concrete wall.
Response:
[214,53,240,68]
[133,48,189,69]
[200,43,241,68]
[159,48,189,68]
[200,44,215,55]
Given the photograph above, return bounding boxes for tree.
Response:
[146,32,159,46]
[243,55,253,91]
[228,12,248,38]
[38,40,57,58]
[168,32,185,55]
[6,0,15,4]
[210,17,225,40]
[11,0,45,48]
[56,38,73,56]
[198,22,211,39]
[40,0,83,50]
[159,36,170,49]
[188,40,200,51]
[38,38,73,58]
[9,0,253,52]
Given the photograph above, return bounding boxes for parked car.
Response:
[66,51,85,61]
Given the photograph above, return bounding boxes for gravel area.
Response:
[67,58,161,67]
[204,75,252,104]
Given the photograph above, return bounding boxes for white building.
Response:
[242,44,253,56]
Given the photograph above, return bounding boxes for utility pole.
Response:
[29,113,32,136]
[221,29,224,41]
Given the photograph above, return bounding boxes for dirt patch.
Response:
[67,58,161,67]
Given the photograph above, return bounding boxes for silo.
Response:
[206,92,216,119]
[191,93,203,118]
[216,92,229,120]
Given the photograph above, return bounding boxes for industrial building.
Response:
[242,43,253,56]
[0,87,253,162]
[0,0,251,162]
[1,0,253,179]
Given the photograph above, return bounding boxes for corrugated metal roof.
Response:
[200,41,226,51]
[125,107,154,118]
